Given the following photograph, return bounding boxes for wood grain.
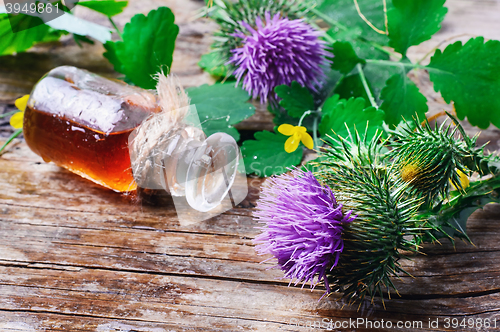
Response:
[2,140,500,331]
[1,0,500,331]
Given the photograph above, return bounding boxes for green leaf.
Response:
[319,96,385,144]
[186,82,255,141]
[422,177,500,242]
[275,81,314,118]
[73,33,95,46]
[268,104,315,131]
[326,27,388,61]
[328,64,399,109]
[388,0,447,56]
[0,128,23,155]
[334,73,373,107]
[241,130,303,177]
[318,0,391,59]
[428,37,500,129]
[198,52,228,78]
[331,41,366,74]
[0,14,49,55]
[78,0,128,17]
[103,7,179,89]
[380,72,428,127]
[0,9,111,48]
[322,94,341,113]
[360,63,399,102]
[269,69,342,130]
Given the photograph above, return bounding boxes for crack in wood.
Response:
[0,259,292,288]
[0,307,292,328]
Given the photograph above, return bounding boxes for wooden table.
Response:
[1,1,500,331]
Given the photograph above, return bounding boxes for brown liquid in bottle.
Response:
[23,66,159,192]
[24,106,137,192]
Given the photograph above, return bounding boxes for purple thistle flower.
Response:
[229,12,331,103]
[253,169,355,292]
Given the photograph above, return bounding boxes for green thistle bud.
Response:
[389,116,476,202]
[315,134,424,305]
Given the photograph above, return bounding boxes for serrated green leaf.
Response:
[388,0,447,56]
[319,96,385,144]
[326,26,388,61]
[0,8,111,47]
[268,103,315,131]
[275,81,314,118]
[198,52,228,78]
[322,94,340,113]
[103,7,178,89]
[331,41,366,74]
[186,82,255,141]
[360,63,399,102]
[428,37,500,129]
[78,0,128,17]
[380,72,428,127]
[318,0,391,59]
[334,73,373,107]
[422,177,500,242]
[241,130,303,177]
[269,70,342,130]
[0,14,49,55]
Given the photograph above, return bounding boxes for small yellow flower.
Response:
[278,124,314,153]
[10,95,29,129]
[451,169,470,191]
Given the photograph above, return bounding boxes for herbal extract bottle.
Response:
[23,66,241,212]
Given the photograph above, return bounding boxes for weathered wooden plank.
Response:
[1,206,499,293]
[1,142,500,331]
[0,146,260,237]
[1,265,500,331]
[1,145,500,295]
[1,1,500,331]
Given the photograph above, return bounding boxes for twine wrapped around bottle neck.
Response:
[129,72,205,193]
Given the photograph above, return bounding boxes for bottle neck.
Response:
[129,123,205,195]
[129,123,240,212]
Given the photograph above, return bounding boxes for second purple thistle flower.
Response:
[229,12,331,103]
[254,169,356,293]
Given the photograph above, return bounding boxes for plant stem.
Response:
[356,63,377,108]
[0,111,18,119]
[365,59,431,71]
[416,33,470,65]
[383,0,388,34]
[310,8,399,58]
[317,74,346,111]
[310,7,349,31]
[298,110,314,127]
[312,114,320,149]
[353,0,386,35]
[298,110,322,149]
[108,17,123,40]
[0,128,22,155]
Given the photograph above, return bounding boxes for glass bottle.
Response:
[23,66,243,213]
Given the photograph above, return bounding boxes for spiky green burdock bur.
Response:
[388,117,477,204]
[314,135,425,305]
[388,114,500,207]
[387,114,500,244]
